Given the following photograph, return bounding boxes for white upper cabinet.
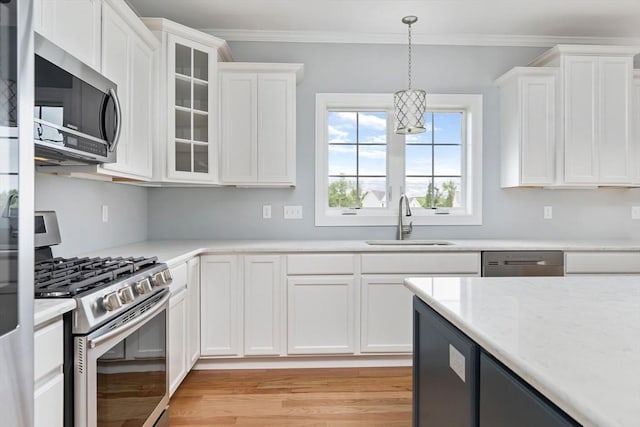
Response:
[34,0,102,70]
[142,18,232,184]
[498,45,639,188]
[562,55,632,184]
[219,63,303,187]
[496,67,557,187]
[100,0,158,180]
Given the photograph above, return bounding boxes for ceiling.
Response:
[126,0,640,47]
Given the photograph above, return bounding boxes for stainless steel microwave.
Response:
[34,34,121,165]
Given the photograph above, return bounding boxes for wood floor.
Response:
[169,367,413,426]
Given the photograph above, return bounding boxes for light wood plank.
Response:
[169,367,412,426]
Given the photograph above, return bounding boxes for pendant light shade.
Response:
[394,16,426,135]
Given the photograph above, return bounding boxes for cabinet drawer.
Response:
[34,320,63,382]
[361,252,480,274]
[34,373,64,427]
[287,254,355,275]
[565,252,640,274]
[170,262,188,293]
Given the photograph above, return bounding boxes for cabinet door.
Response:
[413,296,478,427]
[100,3,131,173]
[634,75,640,183]
[186,257,201,368]
[125,37,154,178]
[597,57,632,183]
[167,35,218,182]
[361,276,413,353]
[287,276,354,354]
[257,73,296,184]
[35,0,101,70]
[244,255,283,356]
[220,72,258,183]
[563,56,598,184]
[169,288,187,396]
[479,352,578,427]
[200,255,241,356]
[519,75,556,185]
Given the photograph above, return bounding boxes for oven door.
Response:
[75,291,170,427]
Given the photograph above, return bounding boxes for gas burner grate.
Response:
[34,255,158,298]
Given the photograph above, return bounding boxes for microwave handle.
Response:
[108,87,122,152]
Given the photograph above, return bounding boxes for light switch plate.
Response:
[262,205,272,219]
[632,206,640,220]
[101,205,109,223]
[543,206,552,220]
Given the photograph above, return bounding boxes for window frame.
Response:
[315,93,482,226]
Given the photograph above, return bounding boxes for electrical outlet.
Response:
[102,205,109,223]
[283,205,303,219]
[632,206,640,220]
[262,205,272,219]
[543,206,552,220]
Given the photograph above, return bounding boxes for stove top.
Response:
[35,255,172,334]
[34,256,159,297]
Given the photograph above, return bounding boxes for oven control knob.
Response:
[118,286,135,304]
[162,269,173,284]
[136,278,153,295]
[102,292,122,311]
[151,272,165,287]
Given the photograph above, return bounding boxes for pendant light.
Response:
[394,16,426,135]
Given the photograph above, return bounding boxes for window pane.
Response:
[359,145,386,176]
[358,112,387,144]
[434,145,461,176]
[175,44,191,76]
[404,177,431,209]
[328,177,360,208]
[328,112,356,144]
[193,145,208,173]
[406,145,432,176]
[434,112,462,144]
[359,178,387,208]
[434,177,462,207]
[328,145,356,175]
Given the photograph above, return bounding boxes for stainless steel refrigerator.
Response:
[0,0,34,426]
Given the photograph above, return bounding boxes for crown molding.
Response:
[199,29,640,48]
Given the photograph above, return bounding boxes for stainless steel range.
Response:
[34,211,171,427]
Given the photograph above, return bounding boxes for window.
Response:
[315,93,482,226]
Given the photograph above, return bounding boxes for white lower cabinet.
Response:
[287,277,355,355]
[169,287,187,396]
[34,319,64,427]
[564,251,640,274]
[360,276,414,353]
[244,255,284,356]
[186,257,201,368]
[200,255,242,356]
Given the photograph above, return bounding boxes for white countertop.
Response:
[34,299,76,327]
[404,276,640,427]
[79,239,640,267]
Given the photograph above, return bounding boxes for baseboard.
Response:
[193,354,413,370]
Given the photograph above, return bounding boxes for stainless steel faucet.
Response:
[397,193,413,240]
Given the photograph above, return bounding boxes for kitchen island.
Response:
[404,276,640,427]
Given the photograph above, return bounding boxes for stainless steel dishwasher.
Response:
[482,251,564,277]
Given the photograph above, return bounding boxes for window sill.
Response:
[315,211,482,226]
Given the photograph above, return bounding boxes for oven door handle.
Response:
[88,292,170,349]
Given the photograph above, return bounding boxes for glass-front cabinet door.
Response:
[167,35,217,182]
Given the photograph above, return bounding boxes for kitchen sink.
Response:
[365,240,454,246]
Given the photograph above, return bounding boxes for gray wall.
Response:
[147,42,640,241]
[35,173,148,256]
